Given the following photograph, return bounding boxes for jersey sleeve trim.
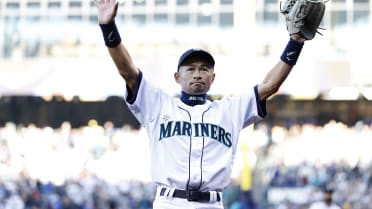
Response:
[126,70,143,105]
[254,85,267,118]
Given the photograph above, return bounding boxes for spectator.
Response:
[308,186,341,209]
[230,191,259,209]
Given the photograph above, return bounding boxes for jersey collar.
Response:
[180,91,207,106]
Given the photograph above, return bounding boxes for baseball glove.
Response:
[280,0,327,40]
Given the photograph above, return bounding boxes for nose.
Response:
[192,68,203,78]
[193,72,202,79]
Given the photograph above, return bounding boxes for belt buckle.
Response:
[187,190,202,202]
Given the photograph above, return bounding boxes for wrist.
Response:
[280,38,304,66]
[290,33,306,42]
[99,21,121,48]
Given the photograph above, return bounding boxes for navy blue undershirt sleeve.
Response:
[254,85,267,118]
[126,70,143,104]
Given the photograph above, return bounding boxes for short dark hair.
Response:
[323,185,334,193]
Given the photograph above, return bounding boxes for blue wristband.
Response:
[99,21,122,48]
[280,38,304,66]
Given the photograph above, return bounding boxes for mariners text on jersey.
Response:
[159,121,232,147]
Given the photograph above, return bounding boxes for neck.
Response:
[180,91,207,106]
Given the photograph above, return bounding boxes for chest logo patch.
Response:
[159,121,232,147]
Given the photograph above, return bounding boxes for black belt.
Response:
[160,188,221,202]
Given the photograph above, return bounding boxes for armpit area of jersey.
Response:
[254,85,267,118]
[126,70,143,104]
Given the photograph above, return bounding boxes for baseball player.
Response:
[308,187,341,209]
[96,0,308,208]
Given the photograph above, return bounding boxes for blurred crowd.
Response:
[259,121,372,209]
[0,174,155,209]
[263,158,372,209]
[1,120,372,209]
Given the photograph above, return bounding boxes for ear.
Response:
[174,72,181,84]
[211,73,216,83]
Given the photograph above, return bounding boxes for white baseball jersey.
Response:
[309,202,341,209]
[125,72,266,192]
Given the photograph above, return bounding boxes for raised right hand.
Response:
[96,0,119,24]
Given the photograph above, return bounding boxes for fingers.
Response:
[95,0,117,6]
[94,0,103,5]
[94,0,104,7]
[107,0,117,4]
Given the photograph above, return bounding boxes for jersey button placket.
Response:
[189,115,205,188]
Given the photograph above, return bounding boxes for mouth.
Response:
[191,82,205,86]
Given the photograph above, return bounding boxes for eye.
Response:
[201,67,210,72]
[186,67,195,72]
[201,66,213,73]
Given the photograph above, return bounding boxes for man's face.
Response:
[324,192,333,204]
[175,57,215,95]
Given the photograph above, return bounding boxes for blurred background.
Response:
[1,0,372,209]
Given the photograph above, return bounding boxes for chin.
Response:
[190,91,207,95]
[191,88,209,95]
